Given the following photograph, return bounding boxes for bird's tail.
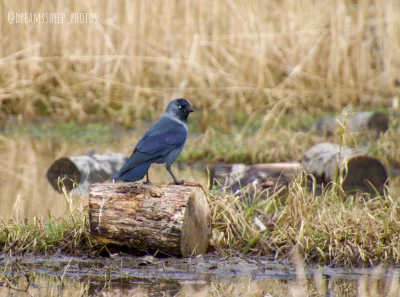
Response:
[112,162,151,182]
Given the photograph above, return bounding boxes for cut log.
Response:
[302,142,388,193]
[210,162,303,198]
[312,111,389,136]
[89,182,211,257]
[46,153,127,195]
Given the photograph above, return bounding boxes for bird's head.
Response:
[166,98,194,121]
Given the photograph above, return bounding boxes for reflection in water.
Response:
[88,281,183,297]
[0,254,398,297]
[0,137,207,220]
[1,272,399,297]
[0,274,88,296]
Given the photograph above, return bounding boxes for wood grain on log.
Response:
[313,111,389,136]
[89,182,211,257]
[302,142,388,193]
[46,153,127,195]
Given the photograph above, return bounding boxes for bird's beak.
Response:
[187,106,194,113]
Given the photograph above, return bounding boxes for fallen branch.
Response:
[302,142,388,193]
[312,111,389,137]
[46,152,127,195]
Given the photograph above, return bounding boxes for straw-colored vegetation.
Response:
[1,0,399,124]
[2,0,400,167]
[1,0,400,276]
[210,175,400,267]
[1,171,399,267]
[0,202,91,255]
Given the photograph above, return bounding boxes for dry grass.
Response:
[0,0,399,126]
[2,167,400,267]
[0,183,91,255]
[210,174,400,267]
[270,180,400,267]
[0,214,90,255]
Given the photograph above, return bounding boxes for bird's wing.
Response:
[117,117,187,172]
[136,129,187,155]
[137,116,187,152]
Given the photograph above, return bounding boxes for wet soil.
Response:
[1,252,398,296]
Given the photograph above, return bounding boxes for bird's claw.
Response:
[143,181,152,185]
[171,180,184,185]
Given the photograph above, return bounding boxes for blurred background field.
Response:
[1,0,399,124]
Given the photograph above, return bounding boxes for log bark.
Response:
[210,162,303,198]
[89,182,211,257]
[46,153,127,195]
[302,142,388,193]
[312,111,389,136]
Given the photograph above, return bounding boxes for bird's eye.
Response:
[178,105,182,109]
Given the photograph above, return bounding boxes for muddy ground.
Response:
[1,252,398,296]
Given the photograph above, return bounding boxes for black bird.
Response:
[113,98,194,184]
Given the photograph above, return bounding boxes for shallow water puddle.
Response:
[1,254,399,296]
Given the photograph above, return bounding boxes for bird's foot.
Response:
[171,179,185,185]
[143,180,152,185]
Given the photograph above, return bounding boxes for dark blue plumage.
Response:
[113,98,194,184]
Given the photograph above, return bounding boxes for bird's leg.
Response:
[143,172,152,184]
[167,165,184,185]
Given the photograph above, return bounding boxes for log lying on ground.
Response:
[302,142,388,193]
[312,111,389,136]
[210,163,303,198]
[46,153,127,195]
[89,182,211,257]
